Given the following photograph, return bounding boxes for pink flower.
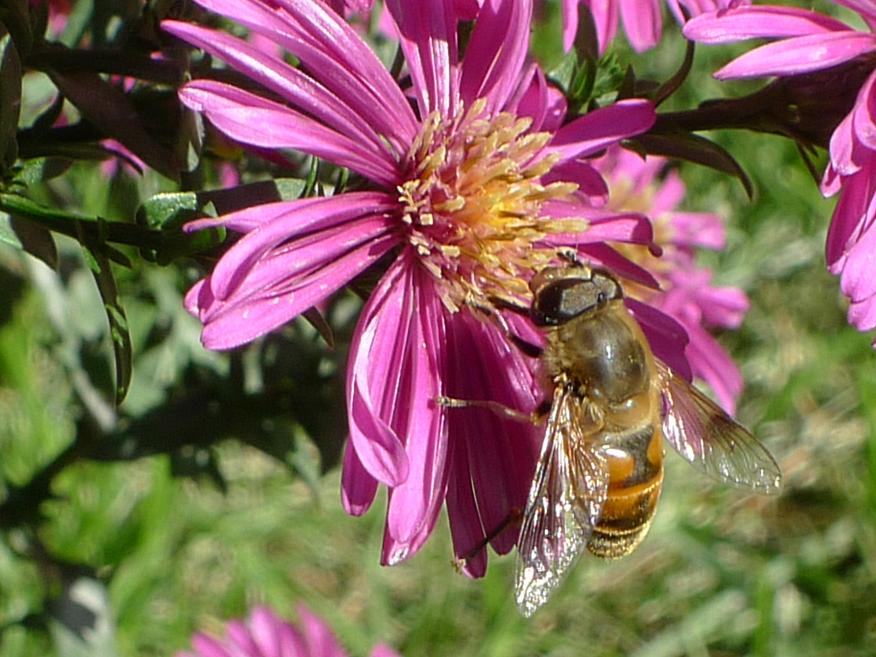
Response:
[176,605,399,657]
[594,146,749,413]
[684,3,876,344]
[559,0,747,54]
[162,0,676,574]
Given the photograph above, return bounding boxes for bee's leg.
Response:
[436,396,541,424]
[468,297,544,359]
[557,248,584,266]
[453,507,524,569]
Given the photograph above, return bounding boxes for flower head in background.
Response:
[684,3,876,345]
[595,146,749,413]
[559,0,748,54]
[177,605,399,657]
[162,0,684,575]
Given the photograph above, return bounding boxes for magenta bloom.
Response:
[176,605,399,657]
[559,0,747,54]
[685,3,876,344]
[594,146,749,412]
[162,0,682,574]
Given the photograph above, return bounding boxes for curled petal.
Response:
[548,99,656,163]
[346,259,415,486]
[714,32,876,79]
[683,6,851,43]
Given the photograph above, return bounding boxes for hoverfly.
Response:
[454,264,782,617]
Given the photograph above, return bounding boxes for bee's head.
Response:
[529,265,623,326]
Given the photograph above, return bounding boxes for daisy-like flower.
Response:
[162,0,674,574]
[595,146,749,413]
[684,2,876,344]
[176,605,400,657]
[559,0,747,54]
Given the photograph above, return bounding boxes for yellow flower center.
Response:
[398,99,585,311]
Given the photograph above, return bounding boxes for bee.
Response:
[511,264,782,616]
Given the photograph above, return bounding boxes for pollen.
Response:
[399,100,584,310]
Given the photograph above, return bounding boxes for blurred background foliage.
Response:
[1,1,875,656]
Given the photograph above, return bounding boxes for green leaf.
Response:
[0,22,22,172]
[137,178,308,230]
[0,213,58,268]
[77,225,133,406]
[10,156,74,186]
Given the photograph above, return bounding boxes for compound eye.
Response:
[532,278,601,326]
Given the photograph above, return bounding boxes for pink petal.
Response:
[369,646,403,657]
[385,272,450,547]
[683,6,851,43]
[840,216,876,303]
[577,242,661,289]
[665,211,726,250]
[190,0,418,148]
[714,32,876,80]
[297,605,347,657]
[384,0,458,117]
[848,295,876,331]
[548,99,656,162]
[682,319,742,414]
[460,0,532,112]
[163,20,392,160]
[587,0,620,55]
[190,635,232,657]
[626,298,693,381]
[341,440,379,515]
[619,0,662,52]
[206,214,396,311]
[201,233,397,348]
[853,72,876,152]
[442,312,540,573]
[825,160,876,268]
[561,0,579,52]
[247,608,285,657]
[205,194,396,301]
[541,159,609,202]
[346,257,416,487]
[506,64,549,132]
[179,81,400,185]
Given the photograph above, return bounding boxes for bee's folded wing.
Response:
[515,386,609,617]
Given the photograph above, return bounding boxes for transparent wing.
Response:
[656,361,782,494]
[514,386,609,617]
